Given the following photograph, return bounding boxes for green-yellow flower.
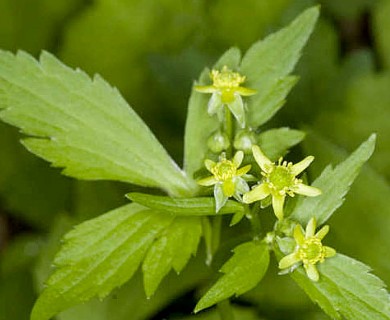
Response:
[243,145,321,220]
[194,65,256,128]
[278,217,336,281]
[198,151,251,212]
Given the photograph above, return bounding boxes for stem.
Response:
[247,205,262,240]
[217,300,235,320]
[224,106,233,158]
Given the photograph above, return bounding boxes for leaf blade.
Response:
[31,204,173,320]
[0,50,194,196]
[195,241,269,313]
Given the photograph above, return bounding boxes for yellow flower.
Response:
[278,217,336,281]
[194,66,256,128]
[198,151,251,212]
[243,145,321,220]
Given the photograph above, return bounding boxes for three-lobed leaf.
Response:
[31,204,173,320]
[142,217,202,297]
[0,50,195,197]
[290,254,390,320]
[126,192,245,216]
[290,134,376,225]
[195,241,269,313]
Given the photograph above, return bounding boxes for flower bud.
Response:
[233,130,256,153]
[207,131,230,153]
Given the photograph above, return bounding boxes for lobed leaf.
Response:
[257,127,305,161]
[290,254,390,320]
[195,241,269,313]
[290,134,376,225]
[0,50,194,197]
[142,217,202,297]
[241,6,319,128]
[183,47,241,178]
[126,192,245,216]
[31,204,173,320]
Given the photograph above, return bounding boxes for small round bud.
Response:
[233,130,257,153]
[207,131,230,153]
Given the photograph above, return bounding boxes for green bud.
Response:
[233,130,257,153]
[207,131,230,153]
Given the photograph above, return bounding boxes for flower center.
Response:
[267,165,295,191]
[211,66,245,89]
[299,237,325,265]
[211,160,237,181]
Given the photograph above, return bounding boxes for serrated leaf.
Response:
[290,254,390,320]
[195,241,269,313]
[126,192,245,216]
[290,134,376,225]
[0,50,194,197]
[240,6,319,128]
[30,204,173,320]
[142,217,202,297]
[257,127,305,161]
[183,47,241,178]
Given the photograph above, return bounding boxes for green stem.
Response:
[224,106,234,158]
[217,300,235,320]
[247,205,262,240]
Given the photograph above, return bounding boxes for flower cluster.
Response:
[195,65,335,282]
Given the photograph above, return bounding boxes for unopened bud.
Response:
[207,131,230,153]
[233,130,256,153]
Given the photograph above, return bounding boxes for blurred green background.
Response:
[0,0,389,319]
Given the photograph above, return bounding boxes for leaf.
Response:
[142,217,202,297]
[257,127,305,161]
[0,50,195,197]
[30,204,173,320]
[126,193,245,216]
[183,47,241,178]
[240,6,319,128]
[290,254,390,320]
[373,0,390,69]
[290,134,376,225]
[195,241,269,313]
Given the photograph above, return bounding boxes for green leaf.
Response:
[0,50,194,197]
[290,254,390,320]
[240,6,319,128]
[126,192,245,216]
[290,134,376,225]
[183,47,241,178]
[373,0,390,69]
[142,217,202,297]
[257,127,305,161]
[31,204,173,320]
[195,241,269,313]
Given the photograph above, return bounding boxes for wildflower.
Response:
[243,145,321,220]
[198,151,251,212]
[194,65,256,128]
[278,217,336,281]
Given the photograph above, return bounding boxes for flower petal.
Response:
[290,156,314,176]
[222,179,235,197]
[315,225,329,240]
[233,150,244,167]
[294,183,322,197]
[228,95,245,128]
[194,85,216,93]
[324,246,336,258]
[305,217,316,238]
[214,183,228,213]
[204,159,216,172]
[279,252,301,269]
[304,263,319,281]
[208,92,222,115]
[252,145,272,172]
[272,194,285,220]
[236,86,257,96]
[293,225,306,246]
[243,184,270,203]
[198,176,218,186]
[234,177,250,195]
[236,164,251,176]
